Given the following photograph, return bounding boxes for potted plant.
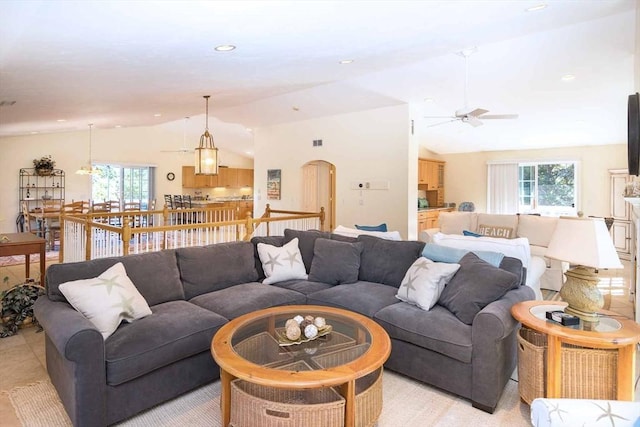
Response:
[1,277,45,338]
[33,155,55,176]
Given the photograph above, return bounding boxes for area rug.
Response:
[0,251,60,268]
[7,372,530,426]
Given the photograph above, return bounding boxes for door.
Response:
[302,161,335,231]
[610,169,635,260]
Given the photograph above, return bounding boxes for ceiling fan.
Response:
[161,117,194,153]
[424,48,519,128]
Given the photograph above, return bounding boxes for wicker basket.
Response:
[229,379,345,427]
[234,332,294,366]
[312,344,382,427]
[517,327,618,404]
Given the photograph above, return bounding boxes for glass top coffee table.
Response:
[211,305,391,427]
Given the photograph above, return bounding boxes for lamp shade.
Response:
[546,217,623,269]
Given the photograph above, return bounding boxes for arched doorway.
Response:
[302,160,336,231]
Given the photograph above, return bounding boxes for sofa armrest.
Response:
[34,297,107,427]
[35,296,105,361]
[418,228,440,243]
[470,285,536,412]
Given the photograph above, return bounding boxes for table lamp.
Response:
[545,216,623,323]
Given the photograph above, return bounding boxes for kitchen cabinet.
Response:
[182,166,254,189]
[217,167,238,188]
[237,168,254,187]
[237,201,254,218]
[418,158,445,207]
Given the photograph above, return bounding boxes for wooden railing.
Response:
[60,204,325,262]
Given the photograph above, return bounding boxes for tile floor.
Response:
[0,257,637,426]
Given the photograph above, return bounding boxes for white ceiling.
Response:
[0,0,637,155]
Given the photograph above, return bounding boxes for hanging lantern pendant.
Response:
[195,95,219,175]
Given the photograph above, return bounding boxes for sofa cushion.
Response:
[307,281,400,317]
[251,236,284,280]
[438,212,476,235]
[355,223,388,232]
[374,303,472,363]
[308,238,363,285]
[189,283,306,319]
[105,300,227,386]
[437,253,520,324]
[357,235,425,288]
[257,238,308,285]
[396,257,460,311]
[270,279,334,296]
[59,262,152,339]
[176,242,259,299]
[333,225,402,241]
[517,214,558,247]
[283,229,331,273]
[422,243,504,267]
[46,250,184,306]
[432,232,531,268]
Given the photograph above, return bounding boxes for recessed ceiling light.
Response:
[215,45,236,52]
[561,74,576,81]
[56,119,66,122]
[424,98,434,103]
[245,127,252,132]
[154,113,162,117]
[115,125,122,128]
[339,59,354,64]
[526,4,547,12]
[30,131,39,135]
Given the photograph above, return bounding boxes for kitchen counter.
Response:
[418,206,454,212]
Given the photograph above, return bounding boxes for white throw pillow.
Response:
[257,237,308,284]
[432,232,531,268]
[333,225,402,241]
[58,262,152,339]
[396,257,460,311]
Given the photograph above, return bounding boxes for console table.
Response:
[0,232,47,281]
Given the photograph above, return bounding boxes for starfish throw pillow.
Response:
[257,237,308,285]
[58,262,152,339]
[396,257,460,311]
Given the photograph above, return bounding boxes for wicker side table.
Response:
[511,300,640,402]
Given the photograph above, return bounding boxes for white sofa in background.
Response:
[420,212,567,297]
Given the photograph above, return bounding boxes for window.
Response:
[92,164,155,209]
[518,162,577,215]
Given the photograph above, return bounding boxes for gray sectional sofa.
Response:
[34,229,535,426]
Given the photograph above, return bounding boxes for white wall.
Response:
[440,144,626,217]
[0,122,253,233]
[253,104,413,238]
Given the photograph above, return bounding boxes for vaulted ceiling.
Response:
[0,0,637,155]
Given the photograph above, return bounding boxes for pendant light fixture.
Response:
[76,123,96,175]
[194,95,219,175]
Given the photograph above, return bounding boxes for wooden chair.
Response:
[62,200,89,214]
[163,194,174,209]
[91,201,111,223]
[123,201,141,227]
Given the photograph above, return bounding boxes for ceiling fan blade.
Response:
[478,114,519,120]
[426,118,460,128]
[456,107,489,118]
[423,115,457,119]
[463,115,483,127]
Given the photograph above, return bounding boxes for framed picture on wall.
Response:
[267,169,281,200]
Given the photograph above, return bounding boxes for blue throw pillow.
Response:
[355,223,388,232]
[421,243,504,267]
[462,230,482,237]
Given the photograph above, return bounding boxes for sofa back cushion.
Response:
[308,238,364,285]
[517,214,558,247]
[357,235,425,288]
[284,229,331,273]
[438,212,476,235]
[432,232,531,268]
[177,242,259,299]
[46,250,185,306]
